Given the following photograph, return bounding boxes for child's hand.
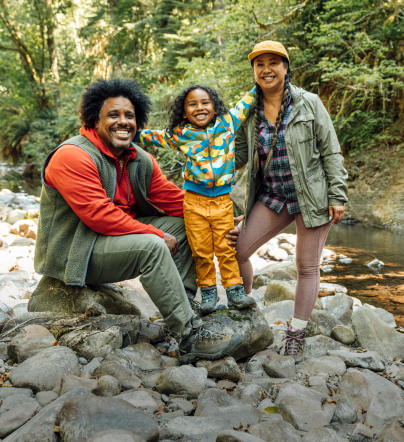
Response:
[226,215,244,249]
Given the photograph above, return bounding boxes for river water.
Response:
[1,163,403,324]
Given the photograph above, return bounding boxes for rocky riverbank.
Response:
[0,188,404,441]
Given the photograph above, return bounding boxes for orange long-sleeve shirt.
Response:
[45,127,184,238]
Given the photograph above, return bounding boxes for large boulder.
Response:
[28,276,140,316]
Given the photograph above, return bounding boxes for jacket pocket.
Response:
[306,168,328,212]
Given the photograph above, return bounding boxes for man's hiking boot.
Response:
[200,286,218,316]
[186,289,201,315]
[179,322,242,364]
[226,284,256,309]
[285,326,305,362]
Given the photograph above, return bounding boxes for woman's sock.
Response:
[290,317,308,331]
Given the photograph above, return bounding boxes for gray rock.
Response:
[331,325,356,344]
[263,281,295,305]
[159,415,232,441]
[351,422,375,441]
[296,356,346,377]
[196,356,241,381]
[263,300,294,325]
[332,398,358,424]
[262,351,296,378]
[93,375,120,397]
[337,368,404,411]
[0,387,33,400]
[81,356,103,378]
[362,304,396,328]
[303,335,347,359]
[216,430,266,442]
[59,325,122,360]
[117,389,160,413]
[0,341,8,360]
[199,308,273,362]
[87,430,144,442]
[156,365,207,398]
[195,388,261,427]
[3,388,87,442]
[8,346,80,392]
[352,306,404,360]
[301,427,348,441]
[249,420,301,441]
[0,394,41,438]
[59,374,97,395]
[28,276,141,315]
[276,382,334,431]
[321,295,353,325]
[307,309,341,337]
[377,418,404,442]
[8,324,56,363]
[328,349,385,371]
[246,349,273,376]
[36,390,58,407]
[253,261,298,284]
[57,392,159,441]
[234,382,264,406]
[121,342,163,371]
[166,397,195,415]
[365,390,404,432]
[308,374,330,396]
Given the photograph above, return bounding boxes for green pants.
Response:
[85,216,196,338]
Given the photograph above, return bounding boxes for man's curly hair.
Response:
[79,78,151,129]
[168,85,227,134]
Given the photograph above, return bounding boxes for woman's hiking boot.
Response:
[200,286,218,316]
[226,284,256,309]
[186,289,200,315]
[285,326,305,362]
[179,319,242,364]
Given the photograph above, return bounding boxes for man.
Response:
[34,78,241,362]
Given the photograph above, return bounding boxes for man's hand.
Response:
[163,232,179,256]
[329,206,345,224]
[225,215,244,248]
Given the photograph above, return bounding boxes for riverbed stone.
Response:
[377,418,404,442]
[28,276,141,315]
[332,398,358,424]
[156,365,207,398]
[296,355,346,377]
[263,281,295,305]
[166,397,195,415]
[196,356,241,381]
[233,382,264,406]
[248,419,301,441]
[262,351,296,378]
[0,386,33,400]
[121,342,163,371]
[8,324,56,362]
[301,427,348,442]
[331,325,356,344]
[10,219,37,240]
[307,309,340,337]
[195,388,261,427]
[263,300,294,325]
[57,391,159,442]
[8,345,80,392]
[36,390,58,406]
[276,382,334,431]
[216,430,266,442]
[328,349,385,371]
[81,356,103,378]
[59,325,122,360]
[337,368,404,412]
[303,335,347,359]
[88,429,144,442]
[59,374,97,395]
[93,374,120,397]
[365,390,404,433]
[117,389,160,413]
[352,306,404,360]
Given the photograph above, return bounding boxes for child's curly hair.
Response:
[168,85,227,134]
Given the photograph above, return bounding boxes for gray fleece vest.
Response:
[34,135,163,286]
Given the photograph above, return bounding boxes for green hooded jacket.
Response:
[235,84,348,228]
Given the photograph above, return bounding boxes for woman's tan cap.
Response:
[248,40,289,62]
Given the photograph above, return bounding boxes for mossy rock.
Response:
[28,276,141,316]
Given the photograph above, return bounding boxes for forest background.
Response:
[0,0,402,182]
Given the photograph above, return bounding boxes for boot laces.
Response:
[201,287,217,303]
[285,328,305,355]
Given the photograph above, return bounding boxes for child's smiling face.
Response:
[183,88,215,128]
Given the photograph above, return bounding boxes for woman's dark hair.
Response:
[79,78,151,129]
[252,57,291,173]
[168,84,227,134]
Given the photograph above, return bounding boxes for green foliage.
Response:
[0,0,402,177]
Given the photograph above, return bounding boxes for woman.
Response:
[234,40,348,358]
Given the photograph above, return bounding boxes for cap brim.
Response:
[248,49,289,62]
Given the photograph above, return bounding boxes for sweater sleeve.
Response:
[225,86,256,132]
[134,129,178,150]
[45,145,164,237]
[147,155,184,217]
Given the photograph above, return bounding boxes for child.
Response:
[135,84,256,315]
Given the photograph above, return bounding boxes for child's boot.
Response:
[226,284,256,309]
[200,286,218,316]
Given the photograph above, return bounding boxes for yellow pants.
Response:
[183,191,242,288]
